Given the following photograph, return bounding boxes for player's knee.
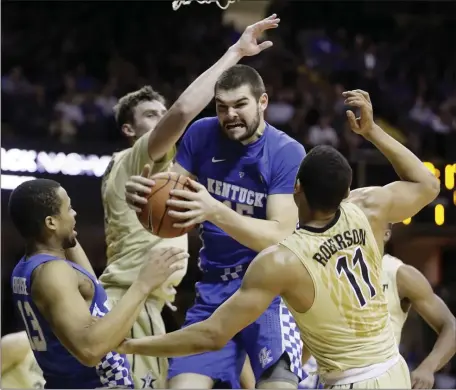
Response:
[168,373,214,389]
[256,354,299,389]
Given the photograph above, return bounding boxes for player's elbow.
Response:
[422,175,440,201]
[206,328,229,352]
[444,315,456,352]
[170,100,193,121]
[73,347,101,367]
[73,338,109,367]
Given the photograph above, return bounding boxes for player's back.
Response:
[11,254,133,389]
[280,201,398,376]
[1,349,44,389]
[382,254,408,344]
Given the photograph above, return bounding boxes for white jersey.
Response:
[1,350,44,388]
[381,254,409,344]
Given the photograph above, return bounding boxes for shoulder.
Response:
[246,245,299,284]
[346,186,389,224]
[267,125,305,153]
[31,261,77,299]
[382,254,404,276]
[396,263,432,299]
[187,117,219,137]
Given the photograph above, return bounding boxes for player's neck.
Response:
[299,209,340,229]
[240,121,266,145]
[25,240,66,259]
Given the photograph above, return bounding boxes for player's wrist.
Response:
[205,198,224,224]
[416,359,438,374]
[362,123,383,141]
[227,44,245,60]
[131,279,153,297]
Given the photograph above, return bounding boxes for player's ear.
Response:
[344,188,350,199]
[258,93,268,113]
[44,215,58,232]
[121,123,135,138]
[294,179,301,194]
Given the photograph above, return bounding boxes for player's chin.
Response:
[223,126,248,140]
[65,234,78,249]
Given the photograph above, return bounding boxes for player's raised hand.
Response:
[232,14,280,57]
[125,164,155,213]
[343,89,375,136]
[166,178,218,228]
[136,247,189,293]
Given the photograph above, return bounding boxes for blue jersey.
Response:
[176,117,306,271]
[11,254,133,389]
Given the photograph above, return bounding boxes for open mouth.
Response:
[225,122,245,130]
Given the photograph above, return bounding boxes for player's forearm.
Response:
[121,321,223,357]
[82,281,149,364]
[417,317,456,372]
[365,124,439,193]
[209,202,291,252]
[147,46,243,160]
[65,240,96,277]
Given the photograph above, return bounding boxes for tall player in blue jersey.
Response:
[126,66,306,387]
[8,179,187,389]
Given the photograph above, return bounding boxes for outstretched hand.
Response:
[343,89,375,136]
[233,14,280,57]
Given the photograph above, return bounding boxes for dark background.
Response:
[2,0,456,386]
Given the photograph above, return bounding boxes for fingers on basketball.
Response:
[141,164,151,178]
[140,172,196,238]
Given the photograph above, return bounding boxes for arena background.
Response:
[1,0,455,387]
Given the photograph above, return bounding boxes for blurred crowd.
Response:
[2,1,456,385]
[2,2,455,160]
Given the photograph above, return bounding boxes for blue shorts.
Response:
[168,267,303,388]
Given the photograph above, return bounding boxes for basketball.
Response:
[138,171,196,238]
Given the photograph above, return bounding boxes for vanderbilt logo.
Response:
[382,284,389,292]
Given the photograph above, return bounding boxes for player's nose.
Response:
[227,107,238,118]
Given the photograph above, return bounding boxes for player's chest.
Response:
[199,159,269,208]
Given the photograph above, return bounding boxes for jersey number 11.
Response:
[336,247,377,307]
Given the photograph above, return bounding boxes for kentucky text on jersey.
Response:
[206,178,267,207]
[312,228,367,266]
[175,117,306,271]
[12,276,28,295]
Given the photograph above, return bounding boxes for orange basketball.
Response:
[138,172,196,238]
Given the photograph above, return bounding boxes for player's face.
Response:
[215,85,267,143]
[132,100,167,138]
[53,187,78,249]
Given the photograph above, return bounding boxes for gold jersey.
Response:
[1,350,44,389]
[280,201,398,375]
[99,132,188,302]
[381,254,408,345]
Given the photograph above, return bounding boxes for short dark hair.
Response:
[214,65,266,100]
[297,146,352,212]
[9,179,62,240]
[114,86,165,127]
